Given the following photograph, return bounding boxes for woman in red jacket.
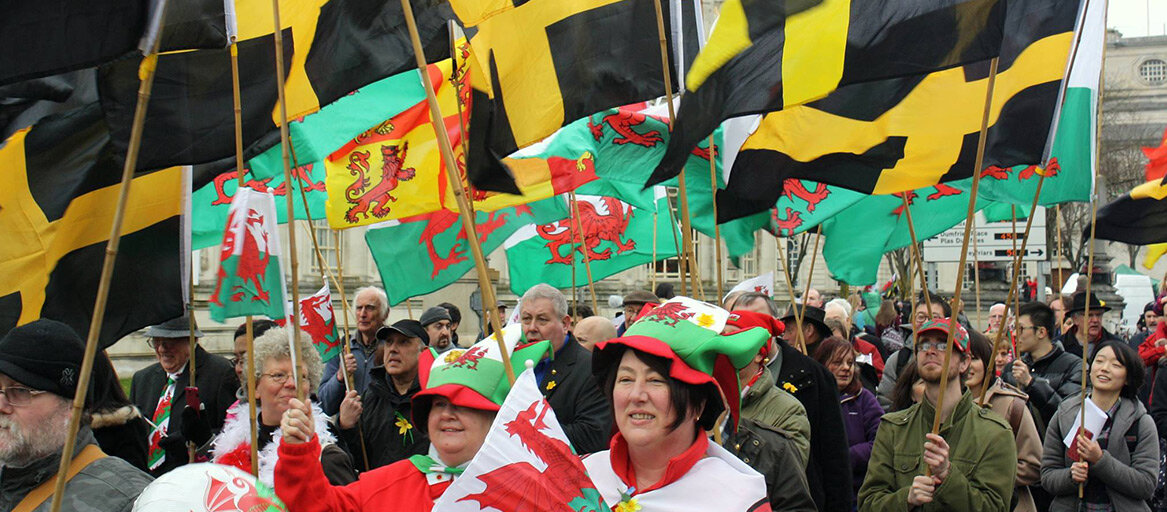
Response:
[272,335,552,512]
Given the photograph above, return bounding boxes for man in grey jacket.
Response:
[0,320,152,512]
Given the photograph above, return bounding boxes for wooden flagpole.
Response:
[709,137,724,301]
[400,0,514,384]
[333,231,370,471]
[569,192,601,314]
[979,172,1048,406]
[926,58,999,470]
[268,0,306,401]
[774,235,807,354]
[900,194,935,319]
[973,213,983,327]
[187,260,198,463]
[651,210,658,292]
[650,0,699,298]
[666,196,686,294]
[49,29,166,512]
[798,225,823,330]
[228,36,262,477]
[1056,204,1065,290]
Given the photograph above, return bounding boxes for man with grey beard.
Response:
[0,320,151,511]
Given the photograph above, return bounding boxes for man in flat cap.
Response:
[129,314,237,476]
[0,319,152,511]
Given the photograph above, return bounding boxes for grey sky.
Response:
[1109,0,1167,37]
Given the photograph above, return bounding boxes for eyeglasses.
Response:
[259,372,294,385]
[146,338,189,349]
[915,341,950,353]
[0,386,48,406]
[1015,325,1040,332]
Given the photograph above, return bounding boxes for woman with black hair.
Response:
[1041,340,1159,512]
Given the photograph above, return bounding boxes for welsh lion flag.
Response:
[433,368,611,512]
[209,187,288,322]
[503,190,679,295]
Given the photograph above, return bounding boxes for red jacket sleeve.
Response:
[275,436,363,512]
[1140,326,1167,367]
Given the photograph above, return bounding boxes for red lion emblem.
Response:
[459,401,602,512]
[537,197,635,264]
[588,110,662,147]
[638,302,694,327]
[444,346,488,371]
[343,142,417,223]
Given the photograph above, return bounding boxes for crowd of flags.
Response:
[7,0,1167,354]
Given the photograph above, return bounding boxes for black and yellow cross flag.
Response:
[457,0,700,193]
[98,0,454,172]
[1094,180,1167,246]
[0,103,189,346]
[649,0,1082,189]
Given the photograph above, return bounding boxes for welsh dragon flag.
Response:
[433,368,611,512]
[209,187,288,322]
[191,162,326,250]
[296,284,342,363]
[366,197,568,306]
[504,190,680,295]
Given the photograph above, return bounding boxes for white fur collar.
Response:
[90,405,142,429]
[211,401,335,487]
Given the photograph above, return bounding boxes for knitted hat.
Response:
[0,319,86,398]
[419,306,452,327]
[593,296,771,430]
[412,325,551,432]
[915,318,970,353]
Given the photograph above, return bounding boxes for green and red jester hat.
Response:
[412,324,552,432]
[592,296,772,430]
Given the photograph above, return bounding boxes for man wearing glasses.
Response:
[860,319,1017,512]
[0,319,152,511]
[130,314,238,477]
[877,291,952,411]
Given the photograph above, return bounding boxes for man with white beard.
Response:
[0,320,151,511]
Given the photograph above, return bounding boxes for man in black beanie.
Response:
[0,319,152,511]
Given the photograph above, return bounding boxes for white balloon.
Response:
[133,463,287,512]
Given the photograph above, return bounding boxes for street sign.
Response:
[922,208,1048,262]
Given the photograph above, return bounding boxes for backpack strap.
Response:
[13,444,106,512]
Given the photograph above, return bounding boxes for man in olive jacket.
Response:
[859,319,1017,512]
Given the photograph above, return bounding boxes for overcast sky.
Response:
[1110,0,1167,37]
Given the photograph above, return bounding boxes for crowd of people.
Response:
[7,280,1167,511]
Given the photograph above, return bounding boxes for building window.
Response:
[1140,58,1167,85]
[312,221,339,276]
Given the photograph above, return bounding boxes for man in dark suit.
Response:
[130,314,238,477]
[519,284,611,454]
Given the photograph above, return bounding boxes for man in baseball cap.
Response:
[860,318,1016,512]
[0,319,152,510]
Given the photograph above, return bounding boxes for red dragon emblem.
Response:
[781,180,831,212]
[444,345,488,371]
[588,110,662,147]
[638,302,694,327]
[772,207,804,235]
[926,183,963,201]
[300,293,338,354]
[204,474,279,512]
[537,197,635,264]
[344,142,417,223]
[209,207,274,306]
[418,207,532,278]
[459,401,603,512]
[210,165,323,206]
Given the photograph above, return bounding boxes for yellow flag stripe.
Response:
[685,0,749,91]
[234,0,330,123]
[743,32,1071,194]
[1131,180,1167,201]
[781,0,850,107]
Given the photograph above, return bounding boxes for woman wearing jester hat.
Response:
[272,331,553,512]
[585,296,774,511]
